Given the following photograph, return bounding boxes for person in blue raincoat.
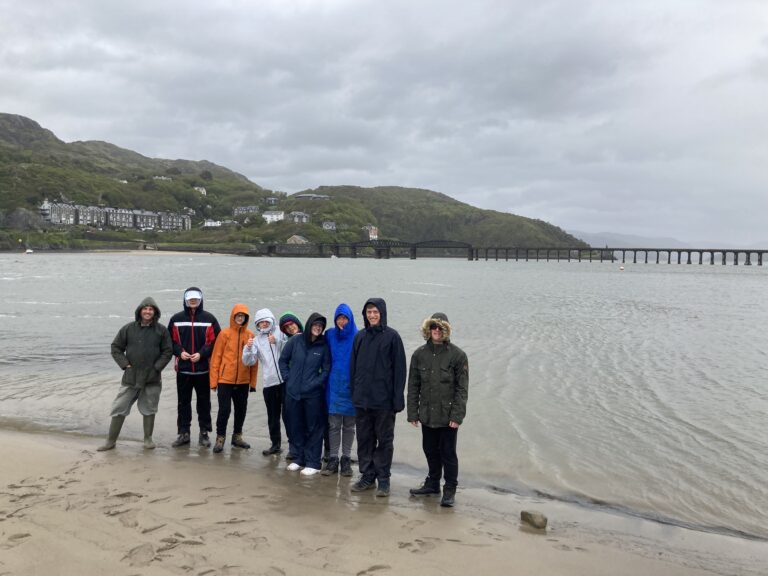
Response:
[321,303,358,477]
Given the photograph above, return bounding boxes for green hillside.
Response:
[0,113,587,249]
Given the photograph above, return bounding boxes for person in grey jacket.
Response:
[98,296,173,451]
[406,312,469,507]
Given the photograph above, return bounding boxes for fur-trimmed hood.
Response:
[420,314,451,342]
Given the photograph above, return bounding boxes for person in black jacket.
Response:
[349,298,406,497]
[167,287,221,448]
[278,312,331,476]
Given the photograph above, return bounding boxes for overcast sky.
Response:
[2,0,767,245]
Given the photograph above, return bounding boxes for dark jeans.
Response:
[262,383,285,446]
[216,384,249,436]
[285,394,326,469]
[355,408,396,482]
[176,372,211,434]
[421,425,459,488]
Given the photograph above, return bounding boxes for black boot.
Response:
[409,477,441,496]
[441,486,456,507]
[321,456,339,476]
[97,415,125,451]
[340,456,353,477]
[262,442,282,456]
[143,415,156,449]
[172,432,190,447]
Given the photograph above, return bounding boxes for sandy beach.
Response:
[1,429,764,576]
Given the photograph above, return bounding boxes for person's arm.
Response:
[155,327,174,372]
[199,315,221,361]
[168,316,184,358]
[110,325,130,370]
[392,334,407,413]
[349,333,361,396]
[448,350,469,428]
[247,332,258,391]
[278,336,295,385]
[406,350,421,426]
[208,331,226,390]
[242,337,258,366]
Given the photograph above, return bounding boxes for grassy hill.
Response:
[0,113,586,249]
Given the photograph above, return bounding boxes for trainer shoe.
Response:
[213,435,225,453]
[409,479,441,496]
[375,479,390,497]
[351,477,376,492]
[300,467,320,476]
[199,432,211,448]
[171,432,190,448]
[286,462,302,472]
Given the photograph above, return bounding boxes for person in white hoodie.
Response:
[242,308,288,455]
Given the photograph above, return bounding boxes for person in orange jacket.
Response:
[209,304,257,453]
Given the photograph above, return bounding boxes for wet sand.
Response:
[0,429,764,576]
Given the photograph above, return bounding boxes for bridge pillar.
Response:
[734,252,739,265]
[759,253,764,266]
[722,251,727,265]
[410,247,417,260]
[515,248,519,261]
[656,251,659,264]
[644,251,648,264]
[698,251,703,265]
[745,252,752,266]
[350,247,357,259]
[505,248,509,262]
[709,251,714,265]
[622,250,626,263]
[633,251,637,264]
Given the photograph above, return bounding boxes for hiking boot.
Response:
[199,432,211,448]
[350,477,376,492]
[441,486,456,507]
[409,479,441,496]
[375,479,390,497]
[340,456,353,477]
[213,435,225,453]
[172,432,190,448]
[321,457,339,476]
[231,434,251,449]
[262,443,282,456]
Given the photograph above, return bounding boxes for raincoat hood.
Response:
[228,303,250,329]
[304,312,327,346]
[182,286,206,313]
[279,311,304,335]
[134,296,161,323]
[420,312,452,342]
[253,308,276,334]
[333,303,357,340]
[362,297,387,330]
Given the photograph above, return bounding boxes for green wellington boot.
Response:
[97,415,125,451]
[143,414,156,449]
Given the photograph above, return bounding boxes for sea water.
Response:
[0,251,766,541]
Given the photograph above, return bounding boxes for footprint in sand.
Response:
[356,565,391,575]
[1,533,32,550]
[122,543,155,567]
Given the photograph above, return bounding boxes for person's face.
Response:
[429,322,443,343]
[140,306,155,323]
[284,321,299,335]
[335,314,349,330]
[365,305,380,327]
[186,298,201,310]
[311,322,323,337]
[234,313,246,326]
[257,320,270,330]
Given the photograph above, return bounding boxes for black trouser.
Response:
[216,384,249,436]
[262,383,285,446]
[355,408,396,482]
[421,425,459,488]
[176,372,212,434]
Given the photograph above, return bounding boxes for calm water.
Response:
[1,252,766,540]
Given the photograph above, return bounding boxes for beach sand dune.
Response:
[0,430,762,576]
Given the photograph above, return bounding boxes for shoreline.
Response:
[1,428,764,575]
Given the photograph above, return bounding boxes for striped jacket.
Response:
[167,287,221,374]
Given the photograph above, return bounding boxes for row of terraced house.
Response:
[39,200,192,231]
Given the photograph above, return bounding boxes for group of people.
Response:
[99,288,469,507]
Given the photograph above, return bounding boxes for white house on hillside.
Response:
[262,210,285,224]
